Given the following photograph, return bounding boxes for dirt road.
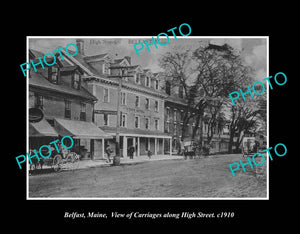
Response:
[29,154,267,198]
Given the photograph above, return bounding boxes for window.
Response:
[174,124,177,134]
[135,96,140,107]
[135,73,141,84]
[135,116,140,128]
[146,76,150,87]
[72,73,80,90]
[166,107,170,121]
[49,66,59,84]
[145,98,150,110]
[145,117,150,130]
[80,103,86,121]
[154,119,159,130]
[180,110,184,123]
[174,109,177,122]
[65,100,71,118]
[103,114,109,126]
[154,100,159,112]
[155,79,159,90]
[102,63,111,75]
[35,94,43,109]
[121,92,126,105]
[121,68,128,76]
[103,88,109,102]
[166,122,170,133]
[120,113,127,127]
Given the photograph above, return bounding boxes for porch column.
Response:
[90,139,94,160]
[123,136,127,157]
[137,137,140,157]
[169,138,172,156]
[133,137,136,157]
[154,138,157,156]
[102,138,105,160]
[162,139,165,155]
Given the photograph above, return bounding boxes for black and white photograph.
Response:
[4,4,295,228]
[27,37,268,199]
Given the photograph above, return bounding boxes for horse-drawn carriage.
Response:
[29,147,80,172]
[183,141,197,159]
[241,137,258,157]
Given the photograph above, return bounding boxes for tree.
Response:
[159,41,259,155]
[227,94,265,153]
[159,48,199,141]
[192,43,245,151]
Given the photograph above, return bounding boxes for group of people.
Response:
[105,144,153,163]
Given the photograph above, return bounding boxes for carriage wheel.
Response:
[52,155,62,172]
[66,153,80,171]
[72,153,80,170]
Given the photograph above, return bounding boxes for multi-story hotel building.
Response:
[57,39,172,159]
[28,49,112,160]
[29,38,234,161]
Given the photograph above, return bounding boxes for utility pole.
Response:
[109,66,134,166]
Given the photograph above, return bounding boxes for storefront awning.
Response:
[29,119,58,137]
[54,118,112,139]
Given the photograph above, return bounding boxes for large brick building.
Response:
[28,49,112,159]
[58,39,172,159]
[28,38,235,162]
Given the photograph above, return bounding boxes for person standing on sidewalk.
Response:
[147,150,152,159]
[128,145,135,159]
[105,144,112,163]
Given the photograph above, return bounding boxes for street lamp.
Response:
[108,66,134,166]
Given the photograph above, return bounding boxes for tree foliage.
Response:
[159,41,266,154]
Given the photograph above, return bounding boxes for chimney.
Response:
[124,56,131,65]
[76,39,84,56]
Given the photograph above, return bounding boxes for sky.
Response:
[29,37,267,81]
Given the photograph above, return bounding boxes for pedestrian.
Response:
[147,150,152,159]
[129,145,135,159]
[183,146,188,160]
[105,144,112,163]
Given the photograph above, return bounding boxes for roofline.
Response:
[29,83,97,102]
[60,50,94,76]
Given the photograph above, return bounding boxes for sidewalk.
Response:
[73,154,184,170]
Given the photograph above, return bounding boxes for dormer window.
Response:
[48,66,59,84]
[155,79,159,90]
[146,76,150,87]
[72,72,80,90]
[102,63,110,75]
[135,73,141,84]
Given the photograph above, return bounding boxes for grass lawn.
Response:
[28,154,267,198]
